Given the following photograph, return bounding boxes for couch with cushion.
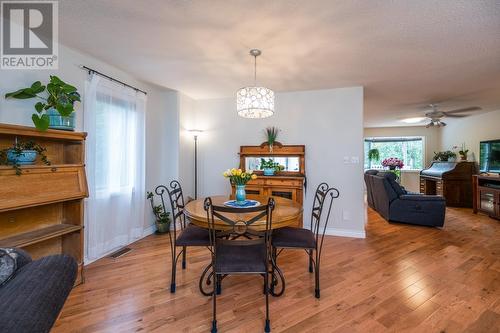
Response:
[364,170,446,227]
[0,248,77,333]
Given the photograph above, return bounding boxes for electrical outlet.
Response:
[342,210,351,221]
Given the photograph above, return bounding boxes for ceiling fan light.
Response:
[401,117,426,124]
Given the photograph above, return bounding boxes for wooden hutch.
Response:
[0,124,88,284]
[473,174,500,220]
[232,144,305,227]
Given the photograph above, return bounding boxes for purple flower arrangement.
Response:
[381,157,404,169]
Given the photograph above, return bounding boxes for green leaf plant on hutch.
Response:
[147,191,171,234]
[261,126,283,152]
[259,158,285,176]
[5,76,81,131]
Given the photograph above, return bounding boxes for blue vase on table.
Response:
[235,185,246,203]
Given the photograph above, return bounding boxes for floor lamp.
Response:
[188,130,203,199]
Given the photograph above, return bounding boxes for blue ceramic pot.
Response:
[235,185,246,203]
[7,149,37,165]
[47,108,75,131]
[263,168,276,176]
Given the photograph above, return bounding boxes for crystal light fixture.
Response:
[236,49,275,119]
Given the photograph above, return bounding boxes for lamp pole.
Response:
[194,134,198,200]
[189,130,203,200]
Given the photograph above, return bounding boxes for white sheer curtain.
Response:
[84,74,146,262]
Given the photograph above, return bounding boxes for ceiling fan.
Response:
[423,103,482,128]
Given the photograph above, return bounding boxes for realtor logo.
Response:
[1,1,58,69]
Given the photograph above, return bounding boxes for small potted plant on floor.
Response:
[260,158,284,176]
[146,191,171,234]
[5,76,81,131]
[0,140,51,175]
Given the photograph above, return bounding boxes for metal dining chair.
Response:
[271,183,339,298]
[155,180,210,293]
[204,197,275,333]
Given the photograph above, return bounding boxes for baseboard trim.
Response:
[142,224,156,237]
[324,227,366,239]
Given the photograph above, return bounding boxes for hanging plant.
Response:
[5,76,81,131]
[367,148,380,162]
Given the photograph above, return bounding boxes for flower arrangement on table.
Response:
[381,157,404,181]
[381,157,404,170]
[223,168,257,203]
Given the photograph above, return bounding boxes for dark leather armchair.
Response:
[364,170,446,227]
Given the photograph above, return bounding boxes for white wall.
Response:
[440,110,500,162]
[363,126,441,192]
[0,44,179,235]
[181,87,366,237]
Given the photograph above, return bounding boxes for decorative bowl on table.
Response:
[223,199,260,208]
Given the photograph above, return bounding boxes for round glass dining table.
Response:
[183,195,302,297]
[184,195,303,230]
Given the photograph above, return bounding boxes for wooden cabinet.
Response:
[473,175,500,220]
[0,124,88,284]
[231,144,305,227]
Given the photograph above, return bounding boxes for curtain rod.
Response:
[79,65,147,95]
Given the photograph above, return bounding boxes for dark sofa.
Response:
[365,170,446,227]
[0,249,77,333]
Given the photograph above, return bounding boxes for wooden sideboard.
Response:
[473,174,500,220]
[0,123,88,285]
[231,144,305,227]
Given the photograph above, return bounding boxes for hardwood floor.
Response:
[53,208,500,332]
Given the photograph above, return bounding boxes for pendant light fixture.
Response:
[236,49,275,119]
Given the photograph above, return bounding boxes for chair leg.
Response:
[271,247,276,293]
[216,275,222,295]
[182,246,187,269]
[314,262,320,299]
[264,271,271,333]
[170,248,177,293]
[308,249,313,273]
[211,272,218,333]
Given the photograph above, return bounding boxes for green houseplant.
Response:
[146,191,171,234]
[367,148,380,162]
[260,158,284,176]
[433,150,457,162]
[0,140,51,175]
[5,76,81,131]
[457,143,469,161]
[263,126,281,152]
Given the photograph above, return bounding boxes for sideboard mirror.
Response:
[245,156,300,172]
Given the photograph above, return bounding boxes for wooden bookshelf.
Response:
[0,124,88,285]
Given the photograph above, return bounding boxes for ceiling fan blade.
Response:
[446,106,482,113]
[444,113,467,118]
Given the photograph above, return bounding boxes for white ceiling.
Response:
[59,0,500,127]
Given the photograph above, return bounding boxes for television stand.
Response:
[473,175,500,220]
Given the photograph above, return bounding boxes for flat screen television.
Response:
[479,140,500,173]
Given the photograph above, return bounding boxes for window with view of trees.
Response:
[364,137,424,170]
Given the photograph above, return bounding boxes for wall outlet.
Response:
[342,210,351,221]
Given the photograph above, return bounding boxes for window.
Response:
[364,136,424,170]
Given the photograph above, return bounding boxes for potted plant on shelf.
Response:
[367,148,380,163]
[5,76,81,131]
[433,150,457,162]
[260,158,284,176]
[455,143,469,161]
[146,191,171,234]
[0,140,51,175]
[223,168,257,204]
